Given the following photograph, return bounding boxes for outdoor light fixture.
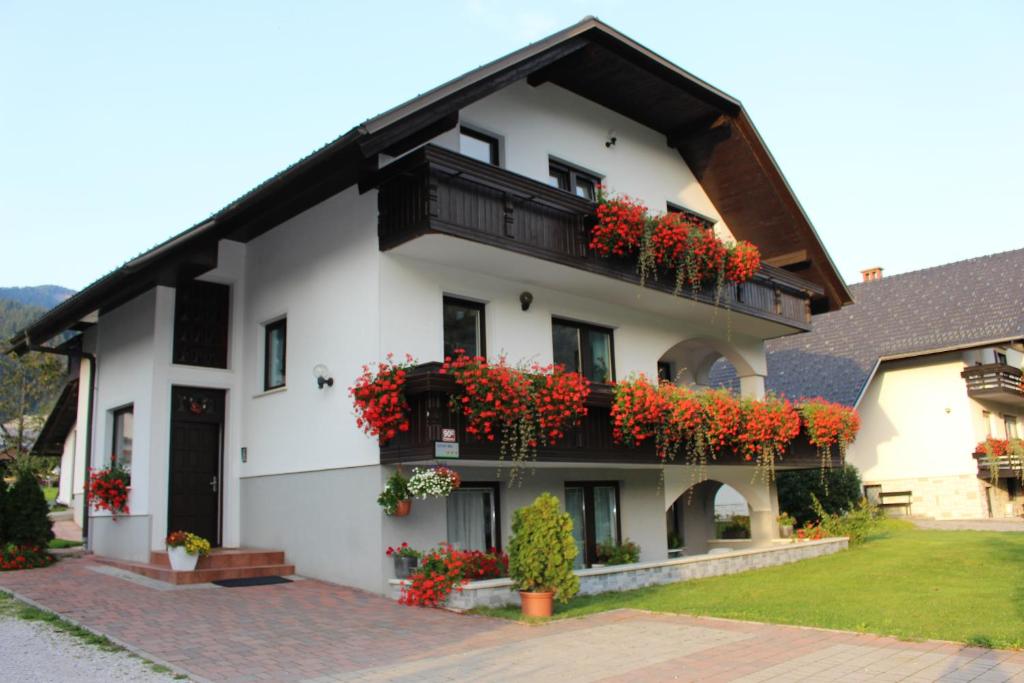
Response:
[313,364,334,389]
[605,135,617,148]
[519,291,534,311]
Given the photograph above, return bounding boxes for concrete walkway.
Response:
[913,519,1024,532]
[1,556,1022,682]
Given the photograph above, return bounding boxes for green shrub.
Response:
[596,539,640,565]
[715,515,751,539]
[4,466,53,547]
[777,464,863,525]
[0,471,7,544]
[507,493,579,603]
[811,494,881,546]
[377,470,410,516]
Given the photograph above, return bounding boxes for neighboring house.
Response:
[32,373,87,524]
[6,18,852,593]
[765,250,1024,520]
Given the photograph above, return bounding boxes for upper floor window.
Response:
[552,318,614,383]
[459,127,499,166]
[173,280,230,368]
[444,297,486,359]
[1006,415,1020,440]
[112,405,133,480]
[548,160,600,201]
[264,318,287,390]
[995,350,1008,365]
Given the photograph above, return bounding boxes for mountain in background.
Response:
[0,285,75,310]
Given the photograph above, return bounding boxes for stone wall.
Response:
[389,537,848,610]
[865,474,990,519]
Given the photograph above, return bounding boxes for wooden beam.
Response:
[764,249,808,268]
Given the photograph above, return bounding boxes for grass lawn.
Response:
[48,539,83,549]
[42,486,57,503]
[476,520,1024,649]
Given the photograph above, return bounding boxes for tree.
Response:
[0,350,64,461]
[776,464,864,525]
[4,462,54,547]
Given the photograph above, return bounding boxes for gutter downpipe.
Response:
[80,352,96,548]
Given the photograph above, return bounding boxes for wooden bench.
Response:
[877,490,913,517]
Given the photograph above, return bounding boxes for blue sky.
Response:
[2,1,1022,291]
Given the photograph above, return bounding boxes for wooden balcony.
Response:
[974,453,1024,481]
[961,364,1024,406]
[379,363,838,469]
[372,145,822,331]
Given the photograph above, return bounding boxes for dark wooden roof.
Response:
[31,379,78,456]
[8,16,849,354]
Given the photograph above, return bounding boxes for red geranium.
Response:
[726,240,761,283]
[87,461,130,517]
[350,353,415,445]
[799,398,861,467]
[398,543,508,608]
[590,191,648,258]
[737,395,801,481]
[0,545,54,571]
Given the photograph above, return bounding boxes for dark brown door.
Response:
[168,387,224,545]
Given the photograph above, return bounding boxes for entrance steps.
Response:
[95,548,295,585]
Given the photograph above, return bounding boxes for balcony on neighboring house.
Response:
[961,363,1024,407]
[378,363,839,468]
[370,145,823,332]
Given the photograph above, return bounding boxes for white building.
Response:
[765,252,1024,519]
[11,18,851,593]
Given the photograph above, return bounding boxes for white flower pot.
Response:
[167,545,199,571]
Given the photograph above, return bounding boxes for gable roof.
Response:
[764,248,1024,406]
[8,16,850,354]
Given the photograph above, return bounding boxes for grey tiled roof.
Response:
[763,248,1024,406]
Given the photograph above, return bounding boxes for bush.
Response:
[777,464,863,525]
[716,515,751,539]
[4,467,53,547]
[811,495,881,546]
[596,539,640,565]
[0,472,7,543]
[507,493,579,603]
[1,544,54,571]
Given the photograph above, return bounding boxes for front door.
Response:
[168,386,224,545]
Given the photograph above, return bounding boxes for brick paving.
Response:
[2,556,1022,682]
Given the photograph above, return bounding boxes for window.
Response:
[657,361,674,383]
[565,482,621,568]
[112,406,134,480]
[459,127,499,166]
[447,483,500,552]
[983,410,992,437]
[443,297,486,359]
[995,350,1008,365]
[666,202,715,229]
[1005,415,1020,440]
[264,319,287,390]
[173,280,230,368]
[552,319,614,383]
[548,160,600,200]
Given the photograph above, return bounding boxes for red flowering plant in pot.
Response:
[397,543,508,608]
[798,397,861,473]
[590,189,648,259]
[350,353,415,445]
[974,437,1024,484]
[87,458,130,519]
[736,395,801,483]
[440,351,589,484]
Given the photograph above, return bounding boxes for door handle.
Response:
[210,476,218,493]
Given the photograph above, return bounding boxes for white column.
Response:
[739,374,766,399]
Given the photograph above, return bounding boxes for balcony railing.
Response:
[379,363,838,468]
[974,453,1024,480]
[372,145,823,331]
[961,364,1024,405]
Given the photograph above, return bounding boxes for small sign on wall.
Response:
[441,428,457,443]
[435,442,459,459]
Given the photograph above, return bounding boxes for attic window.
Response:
[459,127,499,166]
[548,160,600,201]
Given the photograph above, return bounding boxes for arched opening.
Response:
[657,337,752,392]
[665,480,754,556]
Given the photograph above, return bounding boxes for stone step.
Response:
[96,556,296,585]
[149,548,286,569]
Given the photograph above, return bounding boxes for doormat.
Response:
[213,576,292,588]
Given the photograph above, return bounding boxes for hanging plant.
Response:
[590,190,648,259]
[737,395,801,483]
[350,353,415,445]
[407,466,462,499]
[87,460,131,518]
[974,438,1024,484]
[798,397,861,473]
[610,375,664,448]
[726,240,762,283]
[440,352,589,484]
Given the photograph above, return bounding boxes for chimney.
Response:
[861,267,883,282]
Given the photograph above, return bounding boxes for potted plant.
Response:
[596,539,640,566]
[378,470,411,517]
[165,531,211,571]
[386,542,421,579]
[407,466,461,499]
[778,512,796,538]
[507,493,579,618]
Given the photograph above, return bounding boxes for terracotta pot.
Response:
[519,591,554,618]
[167,545,199,571]
[393,499,412,517]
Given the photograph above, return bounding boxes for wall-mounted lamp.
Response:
[313,364,334,389]
[519,291,534,311]
[605,133,617,148]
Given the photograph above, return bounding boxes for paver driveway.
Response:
[2,556,1022,682]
